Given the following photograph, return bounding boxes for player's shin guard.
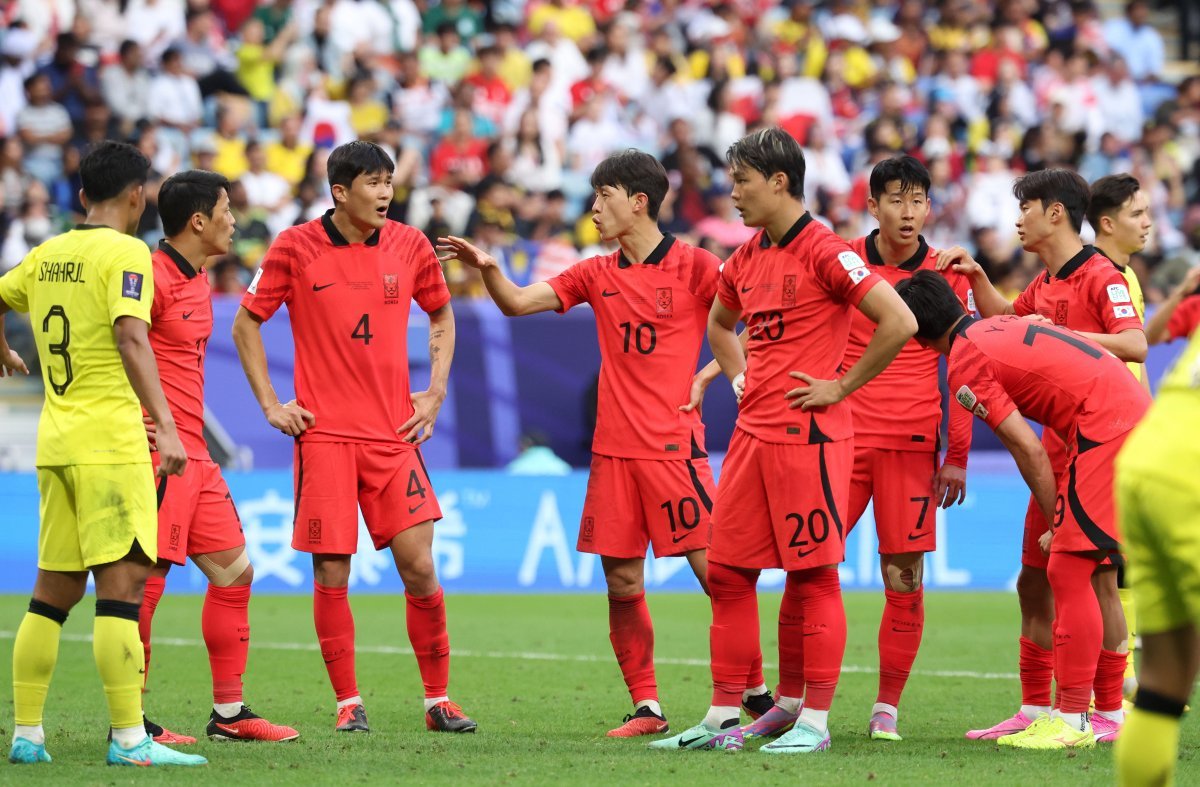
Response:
[1116,688,1185,787]
[608,591,656,704]
[313,582,358,701]
[1019,636,1054,708]
[795,567,846,711]
[93,600,145,731]
[1046,553,1103,713]
[778,572,806,700]
[13,600,67,727]
[203,584,251,705]
[1094,649,1127,715]
[877,587,923,707]
[406,588,450,699]
[708,562,760,707]
[138,576,165,686]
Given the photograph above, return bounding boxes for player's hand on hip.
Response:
[266,399,315,437]
[399,389,444,445]
[143,415,158,450]
[732,372,745,403]
[678,373,709,414]
[1038,528,1053,555]
[435,235,496,270]
[934,246,982,278]
[154,429,188,477]
[785,372,845,410]
[0,348,28,376]
[933,462,966,508]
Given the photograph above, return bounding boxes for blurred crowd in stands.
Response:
[0,0,1197,304]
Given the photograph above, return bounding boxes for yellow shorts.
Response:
[37,463,158,571]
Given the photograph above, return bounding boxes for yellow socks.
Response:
[1117,689,1186,787]
[1120,587,1137,682]
[93,600,145,732]
[12,600,67,728]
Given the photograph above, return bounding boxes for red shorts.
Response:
[709,428,852,571]
[152,456,245,566]
[1047,432,1127,556]
[1022,430,1069,568]
[293,441,441,554]
[577,454,714,558]
[846,447,939,554]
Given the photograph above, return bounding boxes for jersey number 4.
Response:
[42,305,73,395]
[352,313,374,345]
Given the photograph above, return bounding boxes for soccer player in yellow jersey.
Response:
[1114,330,1200,786]
[1087,173,1155,702]
[0,141,205,768]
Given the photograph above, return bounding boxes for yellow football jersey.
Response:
[0,225,153,466]
[1118,262,1146,382]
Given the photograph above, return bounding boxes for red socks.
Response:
[794,567,846,711]
[313,582,358,701]
[406,588,450,699]
[1046,552,1103,714]
[1094,649,1127,714]
[777,571,806,699]
[203,584,251,704]
[708,562,760,707]
[877,587,924,707]
[608,591,656,703]
[1019,636,1054,707]
[138,575,166,685]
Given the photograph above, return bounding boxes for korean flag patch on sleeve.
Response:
[248,267,264,294]
[1114,304,1136,318]
[121,271,144,299]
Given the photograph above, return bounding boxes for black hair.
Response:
[1086,173,1141,233]
[327,140,394,192]
[79,140,150,203]
[158,169,231,236]
[1012,168,1090,233]
[589,149,669,220]
[726,127,806,198]
[118,39,139,57]
[869,155,931,201]
[894,270,966,340]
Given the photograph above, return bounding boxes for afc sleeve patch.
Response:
[1114,304,1136,319]
[849,266,870,284]
[839,251,866,270]
[121,271,144,299]
[955,385,978,411]
[966,289,976,313]
[1107,283,1131,304]
[248,267,264,294]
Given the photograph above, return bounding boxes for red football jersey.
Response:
[1012,246,1144,335]
[1167,294,1200,341]
[241,211,451,446]
[844,231,975,465]
[947,315,1149,443]
[547,235,721,460]
[149,241,212,461]
[717,213,884,445]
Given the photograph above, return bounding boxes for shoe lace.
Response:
[434,701,464,718]
[337,704,360,724]
[621,713,635,723]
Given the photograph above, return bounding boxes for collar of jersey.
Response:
[321,209,381,247]
[864,228,929,271]
[1090,244,1127,273]
[1047,244,1095,282]
[617,233,675,268]
[947,314,976,350]
[74,223,110,231]
[758,212,813,249]
[158,239,198,279]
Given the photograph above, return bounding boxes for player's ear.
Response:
[867,197,879,219]
[78,188,89,212]
[331,183,347,205]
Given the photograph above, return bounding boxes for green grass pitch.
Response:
[0,591,1195,785]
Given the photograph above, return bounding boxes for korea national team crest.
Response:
[656,287,673,317]
[1054,300,1069,324]
[782,274,797,306]
[383,273,399,304]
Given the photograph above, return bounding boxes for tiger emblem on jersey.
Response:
[383,274,399,304]
[656,287,673,317]
[1054,300,1069,325]
[782,275,797,307]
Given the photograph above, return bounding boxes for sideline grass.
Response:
[0,592,1194,785]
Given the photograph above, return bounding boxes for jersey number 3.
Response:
[42,305,73,395]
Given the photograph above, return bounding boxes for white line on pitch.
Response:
[0,630,1020,681]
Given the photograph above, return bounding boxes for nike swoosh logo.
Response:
[601,289,620,297]
[795,546,818,558]
[114,753,153,766]
[678,735,705,747]
[182,311,194,319]
[215,723,242,735]
[907,531,930,541]
[408,501,427,514]
[672,533,692,544]
[741,285,753,293]
[313,283,335,291]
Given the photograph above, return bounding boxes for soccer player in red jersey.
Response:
[135,171,298,744]
[840,156,975,742]
[939,169,1146,742]
[651,127,918,754]
[437,150,772,737]
[232,142,475,734]
[895,270,1151,748]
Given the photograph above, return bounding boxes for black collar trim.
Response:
[947,314,975,351]
[618,233,675,268]
[1091,245,1126,272]
[74,223,108,231]
[321,209,381,247]
[158,239,197,279]
[865,229,929,271]
[759,212,813,249]
[1047,245,1095,282]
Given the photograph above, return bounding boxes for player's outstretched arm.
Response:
[436,235,563,316]
[231,306,314,437]
[1146,266,1200,345]
[0,300,29,377]
[787,281,917,411]
[993,411,1057,527]
[1077,327,1147,364]
[707,298,747,399]
[114,315,186,477]
[399,303,455,445]
[935,246,1014,317]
